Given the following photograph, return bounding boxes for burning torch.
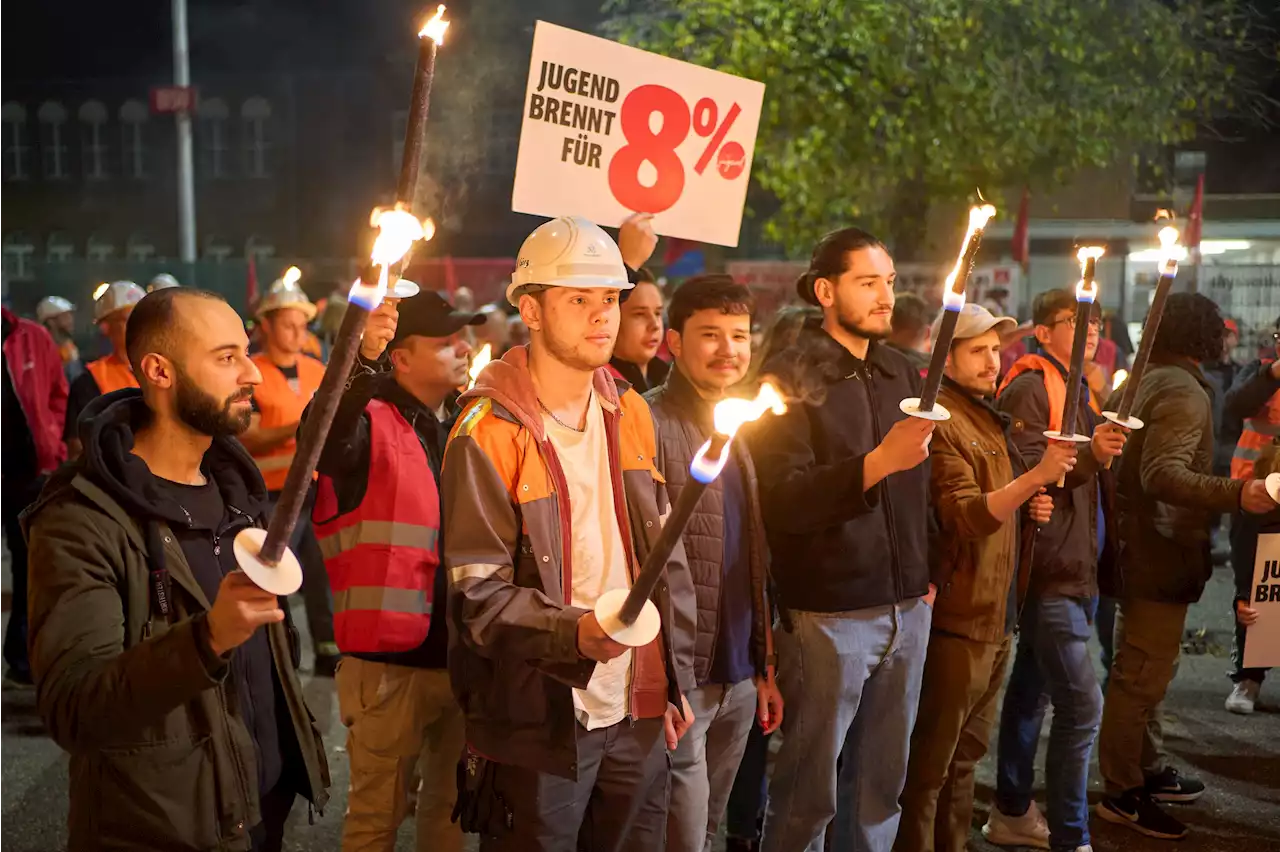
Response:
[1101,223,1185,468]
[1042,246,1105,485]
[593,384,786,646]
[901,203,997,423]
[233,206,434,594]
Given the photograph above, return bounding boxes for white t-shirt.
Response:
[542,392,633,730]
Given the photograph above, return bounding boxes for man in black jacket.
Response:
[313,290,483,852]
[750,228,936,852]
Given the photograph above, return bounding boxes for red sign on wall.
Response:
[150,86,198,114]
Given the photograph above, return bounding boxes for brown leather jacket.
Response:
[442,346,695,780]
[930,380,1037,643]
[1113,358,1244,603]
[646,364,774,685]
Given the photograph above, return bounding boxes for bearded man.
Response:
[25,287,330,852]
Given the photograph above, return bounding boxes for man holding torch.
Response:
[984,288,1126,852]
[897,304,1077,852]
[310,288,482,852]
[24,288,329,852]
[644,274,784,852]
[1096,293,1277,840]
[748,227,936,852]
[441,215,696,850]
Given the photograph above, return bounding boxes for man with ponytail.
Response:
[749,228,936,852]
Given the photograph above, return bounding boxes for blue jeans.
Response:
[763,599,932,852]
[995,596,1102,851]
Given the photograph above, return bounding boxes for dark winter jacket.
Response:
[646,364,774,685]
[997,357,1111,599]
[747,320,932,613]
[23,390,330,851]
[1113,359,1245,603]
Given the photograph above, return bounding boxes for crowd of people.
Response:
[2,210,1278,852]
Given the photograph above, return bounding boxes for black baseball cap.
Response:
[390,290,485,346]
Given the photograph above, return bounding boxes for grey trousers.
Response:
[479,717,670,852]
[668,680,758,852]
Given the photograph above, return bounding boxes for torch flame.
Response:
[690,383,788,483]
[467,343,492,391]
[282,266,301,286]
[1156,225,1186,275]
[942,204,997,310]
[350,205,433,309]
[419,5,449,45]
[1112,369,1128,392]
[1074,246,1105,302]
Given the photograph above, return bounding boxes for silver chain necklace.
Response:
[538,390,590,433]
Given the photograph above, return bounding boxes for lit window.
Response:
[241,97,271,179]
[200,97,229,179]
[3,102,30,181]
[38,101,70,179]
[120,99,149,179]
[3,232,36,280]
[78,100,109,180]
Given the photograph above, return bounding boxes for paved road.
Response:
[3,550,1277,850]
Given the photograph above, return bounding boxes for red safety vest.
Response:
[312,399,440,654]
[1232,359,1280,481]
[86,354,139,394]
[997,353,1100,434]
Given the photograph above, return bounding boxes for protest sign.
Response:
[512,21,765,247]
[1244,532,1280,669]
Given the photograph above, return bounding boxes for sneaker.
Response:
[1073,847,1094,852]
[1145,766,1206,803]
[981,801,1050,849]
[1096,791,1188,840]
[1225,679,1260,715]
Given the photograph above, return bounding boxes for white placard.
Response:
[512,21,766,247]
[1244,532,1280,669]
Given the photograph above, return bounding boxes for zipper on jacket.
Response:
[861,367,905,601]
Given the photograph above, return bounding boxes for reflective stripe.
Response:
[333,586,431,615]
[1234,446,1262,461]
[317,520,438,560]
[450,563,511,584]
[1244,420,1280,438]
[256,453,296,473]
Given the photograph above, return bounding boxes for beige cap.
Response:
[944,302,1018,342]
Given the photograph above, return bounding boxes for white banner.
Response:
[512,21,766,247]
[1245,533,1280,669]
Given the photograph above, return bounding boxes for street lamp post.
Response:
[173,0,197,267]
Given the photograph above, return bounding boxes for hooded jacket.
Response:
[747,321,933,612]
[23,390,329,851]
[442,346,695,780]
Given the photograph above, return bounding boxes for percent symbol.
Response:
[691,98,743,176]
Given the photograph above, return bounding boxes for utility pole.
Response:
[174,0,197,265]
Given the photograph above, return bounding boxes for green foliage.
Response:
[607,0,1262,257]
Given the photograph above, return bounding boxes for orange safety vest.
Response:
[1231,359,1280,480]
[312,399,440,654]
[250,354,326,491]
[997,353,1100,434]
[86,354,139,394]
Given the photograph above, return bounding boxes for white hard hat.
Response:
[256,282,317,321]
[93,281,146,322]
[506,215,632,306]
[36,295,75,323]
[148,273,181,292]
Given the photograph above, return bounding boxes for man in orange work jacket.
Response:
[240,281,338,675]
[312,289,484,852]
[65,281,145,457]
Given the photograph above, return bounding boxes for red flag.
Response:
[1185,174,1204,251]
[1010,187,1030,271]
[246,254,259,309]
